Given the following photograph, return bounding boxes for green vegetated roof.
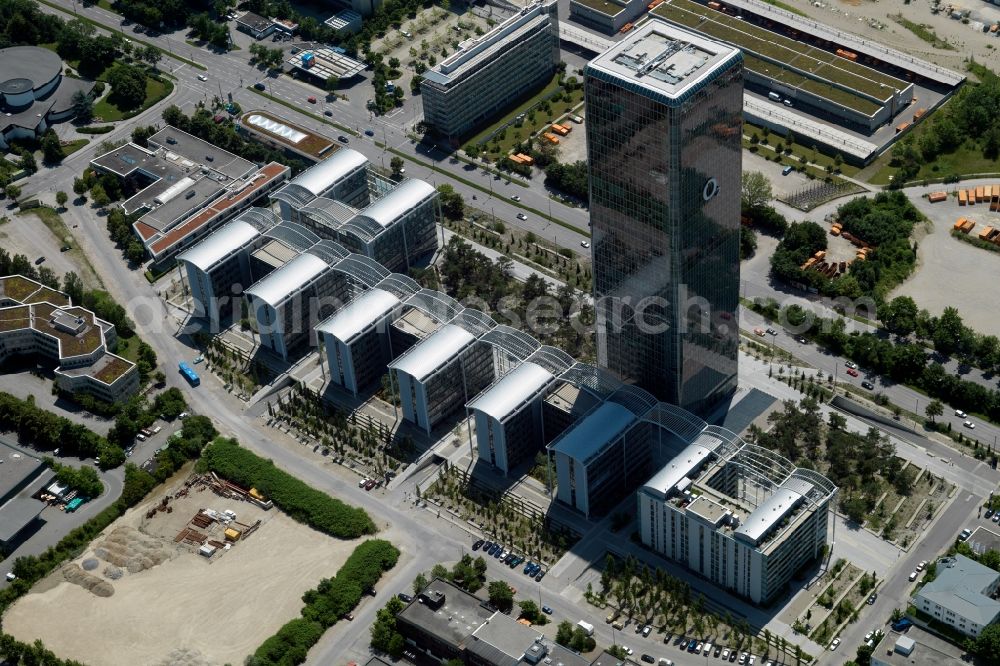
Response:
[654,0,903,105]
[572,0,626,16]
[744,54,881,116]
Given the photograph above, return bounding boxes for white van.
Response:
[768,92,781,101]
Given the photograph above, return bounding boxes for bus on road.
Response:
[178,361,200,386]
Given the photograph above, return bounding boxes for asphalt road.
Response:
[739,307,1000,454]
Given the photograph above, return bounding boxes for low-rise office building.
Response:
[396,578,591,666]
[0,439,48,549]
[91,126,289,269]
[0,275,139,403]
[570,0,647,34]
[914,555,1000,637]
[420,0,560,142]
[638,433,836,605]
[872,625,969,666]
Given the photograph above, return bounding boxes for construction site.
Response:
[3,468,358,666]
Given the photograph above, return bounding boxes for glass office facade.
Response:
[585,32,742,415]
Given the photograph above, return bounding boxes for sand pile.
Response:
[94,526,173,573]
[61,564,114,597]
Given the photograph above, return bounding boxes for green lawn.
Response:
[62,139,89,157]
[467,76,584,158]
[892,15,953,50]
[93,76,171,122]
[115,335,140,362]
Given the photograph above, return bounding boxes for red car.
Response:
[364,479,377,490]
[846,368,859,377]
[307,96,317,103]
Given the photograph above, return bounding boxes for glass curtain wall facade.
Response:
[585,20,743,414]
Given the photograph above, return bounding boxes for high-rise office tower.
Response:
[585,19,743,414]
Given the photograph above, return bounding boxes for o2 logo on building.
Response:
[702,177,720,202]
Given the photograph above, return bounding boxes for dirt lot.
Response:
[2,207,101,289]
[3,469,358,666]
[892,186,1000,333]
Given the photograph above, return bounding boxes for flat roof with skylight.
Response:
[587,18,741,101]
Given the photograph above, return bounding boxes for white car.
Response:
[829,638,841,651]
[581,241,591,248]
[517,213,528,221]
[993,513,1000,523]
[955,409,967,418]
[739,653,747,664]
[510,195,521,202]
[916,560,927,571]
[198,74,207,81]
[624,646,634,655]
[864,631,874,642]
[178,412,189,419]
[748,658,756,666]
[642,625,652,637]
[964,420,975,429]
[909,571,918,581]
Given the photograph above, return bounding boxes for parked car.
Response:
[754,328,765,336]
[510,195,521,201]
[993,512,1000,523]
[643,625,652,637]
[534,570,545,581]
[541,605,553,615]
[781,165,793,176]
[908,571,918,581]
[960,528,972,541]
[916,560,927,572]
[338,135,349,143]
[714,646,723,658]
[728,650,737,662]
[891,618,913,632]
[483,541,493,551]
[641,655,655,664]
[738,653,747,664]
[581,241,591,248]
[846,368,859,377]
[964,420,976,429]
[324,110,333,116]
[34,256,45,265]
[722,650,730,660]
[687,640,698,652]
[308,96,317,103]
[198,74,207,81]
[795,336,807,343]
[397,592,413,603]
[136,433,147,441]
[867,593,877,605]
[472,539,484,550]
[861,381,875,390]
[845,361,857,369]
[254,82,266,90]
[955,409,967,418]
[829,638,841,651]
[517,213,528,221]
[766,328,777,336]
[365,128,375,136]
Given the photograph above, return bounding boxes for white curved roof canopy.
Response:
[245,252,330,308]
[177,220,261,272]
[289,148,368,197]
[359,179,436,229]
[390,323,475,381]
[468,361,553,422]
[316,287,400,344]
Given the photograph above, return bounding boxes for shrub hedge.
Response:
[250,539,399,666]
[200,438,375,539]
